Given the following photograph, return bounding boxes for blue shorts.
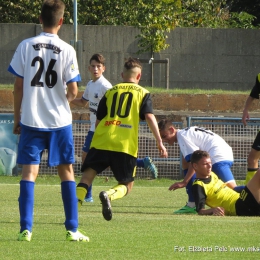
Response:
[212,160,234,183]
[82,131,94,153]
[17,125,75,166]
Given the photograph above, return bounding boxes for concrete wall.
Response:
[1,24,260,90]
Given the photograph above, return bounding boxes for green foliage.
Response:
[0,0,259,54]
[178,0,257,29]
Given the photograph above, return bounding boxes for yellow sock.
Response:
[76,186,87,209]
[106,184,127,201]
[245,169,257,185]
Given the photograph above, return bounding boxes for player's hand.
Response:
[169,181,186,191]
[242,111,249,126]
[212,207,225,216]
[13,122,21,135]
[158,142,168,158]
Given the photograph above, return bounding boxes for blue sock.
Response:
[233,185,245,193]
[183,169,196,203]
[85,184,93,199]
[19,180,35,233]
[136,158,144,168]
[61,181,78,232]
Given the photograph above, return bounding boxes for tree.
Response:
[75,0,181,54]
[0,0,259,54]
[228,0,260,26]
[177,0,257,29]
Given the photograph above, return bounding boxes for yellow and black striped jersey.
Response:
[91,82,153,157]
[192,172,240,215]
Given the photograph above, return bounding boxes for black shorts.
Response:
[235,186,260,216]
[252,131,260,151]
[81,148,137,183]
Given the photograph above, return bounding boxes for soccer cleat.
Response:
[143,157,158,179]
[17,230,32,242]
[174,205,197,214]
[84,197,94,203]
[66,230,90,242]
[99,191,112,221]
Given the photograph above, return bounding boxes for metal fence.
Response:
[29,117,260,180]
[38,121,183,179]
[187,117,260,180]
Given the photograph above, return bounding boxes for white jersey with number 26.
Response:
[8,32,81,130]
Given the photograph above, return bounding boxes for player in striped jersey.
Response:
[8,0,88,242]
[71,54,158,203]
[191,150,260,216]
[76,57,168,220]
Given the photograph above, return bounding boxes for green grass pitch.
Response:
[0,176,259,260]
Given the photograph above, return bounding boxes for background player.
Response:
[242,73,260,184]
[76,57,167,221]
[158,119,244,214]
[191,150,260,216]
[8,0,89,242]
[71,54,158,203]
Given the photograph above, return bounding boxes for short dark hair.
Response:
[41,0,65,28]
[89,53,105,65]
[158,118,173,131]
[124,57,142,71]
[190,150,210,164]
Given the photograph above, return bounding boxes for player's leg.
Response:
[17,128,44,241]
[77,148,108,209]
[245,132,260,184]
[77,167,97,208]
[246,148,260,184]
[174,158,197,214]
[18,165,39,242]
[99,152,136,221]
[136,157,158,179]
[50,127,89,242]
[246,168,260,204]
[82,131,94,202]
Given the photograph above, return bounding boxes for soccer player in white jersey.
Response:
[71,54,159,203]
[7,0,89,242]
[158,119,244,214]
[71,53,112,203]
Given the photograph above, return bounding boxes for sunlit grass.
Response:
[0,176,258,260]
[1,84,248,95]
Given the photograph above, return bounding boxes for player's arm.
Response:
[70,97,88,107]
[169,158,194,190]
[145,113,168,158]
[13,76,23,134]
[242,75,260,126]
[95,95,107,128]
[198,207,225,216]
[66,82,78,103]
[140,93,167,158]
[242,96,255,126]
[192,183,225,216]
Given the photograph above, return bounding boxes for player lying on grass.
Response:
[158,119,244,214]
[191,150,260,216]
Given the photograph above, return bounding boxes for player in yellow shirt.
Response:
[76,57,168,220]
[191,150,260,216]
